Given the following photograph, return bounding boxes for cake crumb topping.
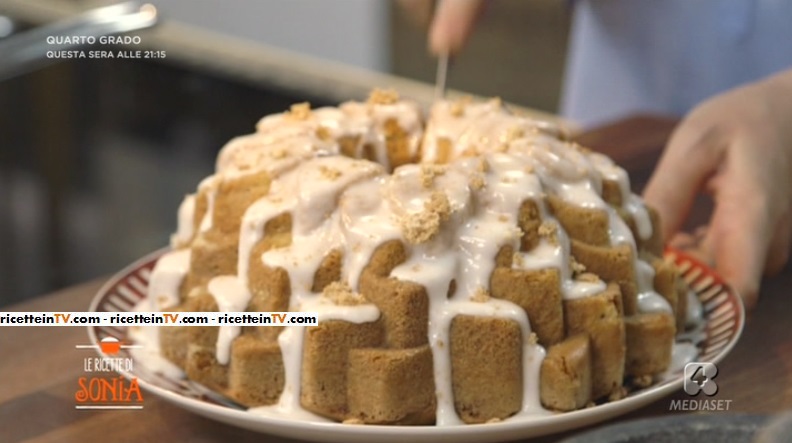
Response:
[322,281,368,306]
[471,287,490,302]
[461,147,479,158]
[512,252,524,268]
[399,191,452,244]
[538,221,558,245]
[368,88,399,105]
[450,96,472,117]
[608,387,628,402]
[420,165,447,188]
[569,142,591,154]
[316,126,332,141]
[577,272,601,283]
[469,174,486,190]
[476,158,490,173]
[570,256,586,275]
[502,126,524,144]
[270,148,288,159]
[528,332,538,345]
[633,374,653,388]
[319,165,342,181]
[287,102,311,120]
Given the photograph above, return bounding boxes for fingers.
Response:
[764,210,792,275]
[396,0,435,28]
[429,0,487,55]
[704,174,770,309]
[643,118,724,241]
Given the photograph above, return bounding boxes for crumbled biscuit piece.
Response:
[501,126,525,144]
[570,256,586,275]
[449,96,472,117]
[322,281,368,306]
[450,102,465,117]
[501,176,517,184]
[498,214,509,223]
[471,287,490,303]
[319,165,342,181]
[469,174,486,190]
[538,221,558,245]
[495,143,509,153]
[512,252,525,268]
[287,102,311,120]
[608,387,628,402]
[568,142,591,154]
[316,126,332,141]
[477,158,490,173]
[342,418,364,425]
[270,148,288,159]
[420,165,447,188]
[461,145,479,157]
[528,332,538,345]
[577,272,601,283]
[633,374,653,388]
[368,88,399,105]
[510,226,525,240]
[524,164,535,174]
[399,191,452,244]
[585,401,597,409]
[577,272,601,284]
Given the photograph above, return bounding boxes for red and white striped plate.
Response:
[87,248,744,443]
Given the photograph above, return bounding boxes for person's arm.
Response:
[644,69,792,308]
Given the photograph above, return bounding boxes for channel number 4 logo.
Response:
[683,362,719,396]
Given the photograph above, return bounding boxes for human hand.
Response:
[643,70,792,308]
[398,0,487,55]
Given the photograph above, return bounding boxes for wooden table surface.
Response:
[2,117,791,443]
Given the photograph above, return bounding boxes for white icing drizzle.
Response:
[207,276,252,365]
[148,249,191,310]
[198,176,218,233]
[686,289,704,327]
[635,260,673,314]
[145,96,683,425]
[588,152,653,241]
[171,195,196,248]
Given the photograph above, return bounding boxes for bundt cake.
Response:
[144,90,689,425]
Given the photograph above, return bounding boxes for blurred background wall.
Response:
[0,0,570,305]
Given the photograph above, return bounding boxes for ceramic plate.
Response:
[87,248,744,443]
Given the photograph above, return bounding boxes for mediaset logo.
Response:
[669,362,732,411]
[74,337,144,410]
